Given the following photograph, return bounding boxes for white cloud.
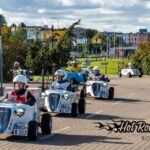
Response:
[0,0,150,33]
[37,9,46,14]
[57,0,75,6]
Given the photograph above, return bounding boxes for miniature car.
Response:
[119,68,142,78]
[42,88,86,117]
[85,80,114,100]
[0,88,52,140]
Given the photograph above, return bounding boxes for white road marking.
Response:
[86,111,103,118]
[128,93,135,98]
[40,127,70,140]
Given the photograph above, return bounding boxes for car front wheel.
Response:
[108,87,114,100]
[71,103,78,117]
[28,121,38,140]
[78,98,86,114]
[41,113,52,135]
[127,72,132,78]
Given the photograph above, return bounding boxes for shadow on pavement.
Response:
[3,134,133,146]
[54,113,142,121]
[113,98,150,103]
[90,97,150,103]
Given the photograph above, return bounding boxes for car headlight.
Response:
[15,108,25,117]
[63,93,70,100]
[102,83,107,87]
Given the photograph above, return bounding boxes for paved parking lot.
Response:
[0,77,150,150]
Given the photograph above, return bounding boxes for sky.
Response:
[0,0,150,33]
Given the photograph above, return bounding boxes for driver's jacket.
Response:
[7,91,28,103]
[89,74,110,82]
[90,74,105,81]
[52,79,72,91]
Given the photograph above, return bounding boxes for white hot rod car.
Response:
[42,88,86,117]
[85,80,114,100]
[0,87,52,140]
[119,68,142,78]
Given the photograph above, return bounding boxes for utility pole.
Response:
[51,25,54,48]
[114,25,116,58]
[0,15,3,96]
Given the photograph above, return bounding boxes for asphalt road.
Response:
[0,77,150,150]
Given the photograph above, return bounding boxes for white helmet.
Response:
[54,70,67,80]
[13,75,28,85]
[55,69,67,76]
[82,62,87,67]
[93,66,100,71]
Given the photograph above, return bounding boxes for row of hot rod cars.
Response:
[0,70,114,140]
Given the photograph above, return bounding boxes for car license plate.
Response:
[14,124,28,136]
[60,105,71,113]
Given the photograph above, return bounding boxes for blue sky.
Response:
[1,0,150,33]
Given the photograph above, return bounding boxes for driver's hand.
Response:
[4,99,17,103]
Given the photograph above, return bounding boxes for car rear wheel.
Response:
[108,87,114,100]
[80,89,85,99]
[71,103,78,117]
[78,98,86,114]
[41,113,52,135]
[28,121,38,140]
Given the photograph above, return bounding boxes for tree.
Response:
[131,42,150,75]
[110,36,126,47]
[27,20,81,74]
[3,29,28,81]
[86,29,98,39]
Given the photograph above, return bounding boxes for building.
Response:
[91,33,103,44]
[72,27,87,45]
[122,29,150,47]
[43,29,65,41]
[109,46,137,58]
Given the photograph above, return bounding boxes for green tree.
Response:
[131,42,150,75]
[86,29,98,39]
[110,36,126,47]
[3,29,28,81]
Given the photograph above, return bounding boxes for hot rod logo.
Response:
[96,120,150,133]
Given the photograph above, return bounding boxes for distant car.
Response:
[18,70,34,81]
[119,68,142,78]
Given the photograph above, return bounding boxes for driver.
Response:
[89,66,110,82]
[4,75,36,105]
[52,70,74,91]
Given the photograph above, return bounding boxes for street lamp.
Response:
[0,15,3,96]
[51,25,54,48]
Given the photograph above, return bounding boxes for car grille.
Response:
[48,93,60,111]
[92,83,101,96]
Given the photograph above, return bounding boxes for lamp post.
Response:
[51,25,54,48]
[0,15,3,96]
